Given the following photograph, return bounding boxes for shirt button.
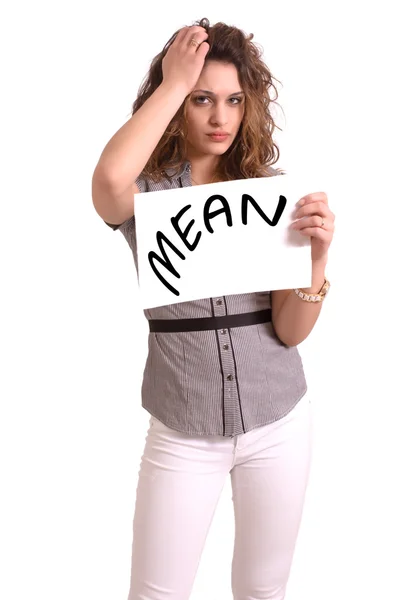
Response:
[220,329,227,335]
[223,344,229,350]
[216,299,222,305]
[227,374,233,381]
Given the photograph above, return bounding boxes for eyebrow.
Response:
[193,89,244,96]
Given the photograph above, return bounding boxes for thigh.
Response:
[230,396,313,600]
[127,417,231,600]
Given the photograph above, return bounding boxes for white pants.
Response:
[127,394,313,600]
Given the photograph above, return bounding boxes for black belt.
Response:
[148,308,272,333]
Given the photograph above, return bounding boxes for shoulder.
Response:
[136,171,180,193]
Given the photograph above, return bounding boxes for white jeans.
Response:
[127,394,313,600]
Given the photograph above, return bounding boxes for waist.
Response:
[148,309,272,333]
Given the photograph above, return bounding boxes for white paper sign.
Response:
[134,174,313,309]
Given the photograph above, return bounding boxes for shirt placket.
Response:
[212,297,244,437]
[185,163,244,436]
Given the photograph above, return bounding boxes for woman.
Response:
[92,17,335,600]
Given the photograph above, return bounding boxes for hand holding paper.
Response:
[291,192,335,263]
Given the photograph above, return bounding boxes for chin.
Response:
[203,143,232,155]
[210,147,228,155]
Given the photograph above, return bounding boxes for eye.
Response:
[194,96,210,104]
[229,97,243,105]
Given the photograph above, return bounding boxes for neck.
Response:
[188,161,220,185]
[186,147,220,185]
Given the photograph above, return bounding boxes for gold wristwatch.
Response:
[294,278,330,303]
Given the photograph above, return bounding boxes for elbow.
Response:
[279,337,298,348]
[273,328,294,347]
[273,326,307,347]
[279,334,309,347]
[272,320,292,347]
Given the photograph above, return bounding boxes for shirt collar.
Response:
[164,160,191,180]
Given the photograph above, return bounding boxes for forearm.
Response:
[94,82,188,194]
[273,259,328,347]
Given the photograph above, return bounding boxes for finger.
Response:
[196,40,210,58]
[172,26,190,47]
[295,201,332,219]
[292,215,332,230]
[187,34,209,52]
[182,25,208,48]
[297,227,332,240]
[298,192,328,206]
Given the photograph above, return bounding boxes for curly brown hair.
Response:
[131,17,285,183]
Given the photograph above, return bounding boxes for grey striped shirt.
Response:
[104,160,307,437]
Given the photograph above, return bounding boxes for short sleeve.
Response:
[266,165,285,176]
[103,174,147,231]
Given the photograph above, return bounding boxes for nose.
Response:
[210,101,229,127]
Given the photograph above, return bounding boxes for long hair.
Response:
[131,17,285,182]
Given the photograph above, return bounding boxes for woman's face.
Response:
[185,60,245,157]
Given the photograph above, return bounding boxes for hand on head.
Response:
[161,25,210,96]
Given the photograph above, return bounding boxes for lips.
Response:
[207,133,229,141]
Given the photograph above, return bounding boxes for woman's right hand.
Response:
[161,26,210,96]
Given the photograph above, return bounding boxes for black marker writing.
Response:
[148,193,287,297]
[148,232,185,296]
[171,205,201,251]
[242,194,286,226]
[203,194,233,233]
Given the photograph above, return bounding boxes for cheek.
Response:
[186,112,201,132]
[187,120,206,141]
[233,110,244,130]
[186,124,201,142]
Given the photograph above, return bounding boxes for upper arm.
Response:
[92,166,140,229]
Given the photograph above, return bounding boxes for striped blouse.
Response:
[104,160,307,437]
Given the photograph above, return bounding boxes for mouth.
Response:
[207,133,230,142]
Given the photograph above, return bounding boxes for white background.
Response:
[1,1,399,599]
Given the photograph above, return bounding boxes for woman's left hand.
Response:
[290,192,335,263]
